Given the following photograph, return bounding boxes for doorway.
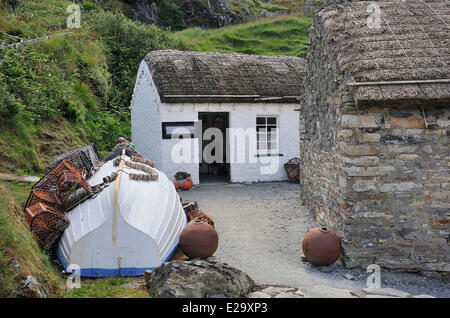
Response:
[198,112,230,183]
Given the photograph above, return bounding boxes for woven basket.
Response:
[284,157,300,183]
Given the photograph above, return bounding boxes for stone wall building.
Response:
[300,0,449,275]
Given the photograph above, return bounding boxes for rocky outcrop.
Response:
[130,1,159,25]
[180,0,244,28]
[144,257,255,298]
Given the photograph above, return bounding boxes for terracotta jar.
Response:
[179,218,218,259]
[302,227,341,266]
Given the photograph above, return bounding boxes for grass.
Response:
[0,181,64,297]
[62,277,149,298]
[172,14,312,56]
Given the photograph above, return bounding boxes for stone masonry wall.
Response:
[300,8,449,275]
[337,100,449,275]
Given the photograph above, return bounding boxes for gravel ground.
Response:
[181,182,450,298]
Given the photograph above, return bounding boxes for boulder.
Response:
[144,259,255,298]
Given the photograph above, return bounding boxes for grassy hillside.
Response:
[0,180,63,297]
[171,13,312,56]
[0,0,186,174]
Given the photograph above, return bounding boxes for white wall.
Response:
[159,103,300,184]
[130,61,162,168]
[131,68,300,184]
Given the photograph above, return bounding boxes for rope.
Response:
[112,156,159,181]
[130,155,155,167]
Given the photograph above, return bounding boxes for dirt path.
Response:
[0,173,40,183]
[181,182,450,297]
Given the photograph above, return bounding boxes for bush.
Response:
[0,0,21,10]
[86,10,187,111]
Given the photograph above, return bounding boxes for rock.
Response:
[414,294,436,298]
[11,259,21,274]
[349,290,367,298]
[261,286,296,296]
[317,263,337,273]
[304,286,356,298]
[248,291,271,298]
[144,259,255,298]
[260,9,276,18]
[361,287,411,298]
[19,275,48,298]
[344,273,355,280]
[275,292,303,298]
[241,3,250,14]
[295,289,305,297]
[131,1,158,25]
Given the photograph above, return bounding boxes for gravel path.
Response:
[181,182,450,298]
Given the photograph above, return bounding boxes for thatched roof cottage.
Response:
[131,50,306,184]
[300,0,449,274]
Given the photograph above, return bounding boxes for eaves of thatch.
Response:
[314,0,450,107]
[144,50,307,103]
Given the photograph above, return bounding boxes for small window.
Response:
[162,122,195,139]
[256,116,279,154]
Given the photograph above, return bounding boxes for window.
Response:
[256,116,279,154]
[162,122,195,139]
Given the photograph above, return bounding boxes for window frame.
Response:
[162,121,195,139]
[256,115,279,154]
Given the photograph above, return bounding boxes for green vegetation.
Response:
[172,14,312,56]
[0,0,186,174]
[63,277,148,298]
[0,181,63,297]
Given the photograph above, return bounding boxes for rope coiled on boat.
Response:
[112,156,158,181]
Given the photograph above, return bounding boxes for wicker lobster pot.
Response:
[25,202,69,250]
[25,189,61,210]
[56,168,92,211]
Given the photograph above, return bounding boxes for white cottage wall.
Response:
[159,103,300,184]
[130,61,162,168]
[131,69,300,184]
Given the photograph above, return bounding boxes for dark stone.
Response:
[380,135,424,144]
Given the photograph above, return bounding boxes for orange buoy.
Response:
[182,180,192,190]
[302,227,341,266]
[179,219,218,259]
[173,181,180,190]
[187,178,193,185]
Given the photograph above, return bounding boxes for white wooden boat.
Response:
[56,155,187,277]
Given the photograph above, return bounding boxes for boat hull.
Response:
[56,156,186,277]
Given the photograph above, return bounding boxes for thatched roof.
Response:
[313,0,450,106]
[144,50,306,103]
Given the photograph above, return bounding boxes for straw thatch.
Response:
[144,50,306,103]
[314,0,450,106]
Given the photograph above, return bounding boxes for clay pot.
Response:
[173,181,180,190]
[179,219,218,259]
[302,227,342,266]
[182,180,192,190]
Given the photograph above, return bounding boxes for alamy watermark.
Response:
[366,264,381,288]
[66,264,81,289]
[169,122,281,176]
[66,4,81,29]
